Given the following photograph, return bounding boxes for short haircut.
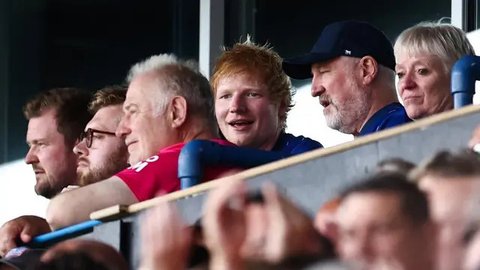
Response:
[410,148,480,182]
[23,88,92,147]
[340,172,429,225]
[88,85,127,114]
[127,54,216,129]
[376,157,416,175]
[394,22,475,74]
[210,39,294,129]
[34,252,109,270]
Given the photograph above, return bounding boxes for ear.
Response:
[359,56,378,85]
[277,98,288,123]
[168,96,188,129]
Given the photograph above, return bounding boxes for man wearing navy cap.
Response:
[283,20,411,136]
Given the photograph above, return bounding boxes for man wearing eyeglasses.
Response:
[0,87,130,258]
[73,86,129,187]
[45,54,240,230]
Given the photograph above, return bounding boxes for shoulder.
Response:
[275,133,323,155]
[379,103,412,128]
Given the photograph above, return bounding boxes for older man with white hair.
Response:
[46,54,238,229]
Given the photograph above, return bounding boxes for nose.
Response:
[311,75,325,97]
[25,147,39,165]
[346,232,375,264]
[115,114,131,137]
[229,94,247,113]
[356,234,375,263]
[398,71,416,91]
[73,139,88,157]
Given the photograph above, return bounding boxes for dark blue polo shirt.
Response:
[359,102,412,136]
[272,132,323,155]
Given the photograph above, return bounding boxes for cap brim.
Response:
[0,248,45,269]
[282,52,337,80]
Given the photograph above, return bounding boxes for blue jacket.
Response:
[272,132,323,155]
[359,102,412,136]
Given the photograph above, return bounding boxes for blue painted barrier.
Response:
[451,55,480,108]
[27,219,102,248]
[178,140,288,189]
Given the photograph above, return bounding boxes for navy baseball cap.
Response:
[0,247,45,269]
[282,20,395,79]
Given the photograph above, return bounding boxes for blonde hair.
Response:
[410,149,480,183]
[394,22,475,74]
[88,85,127,114]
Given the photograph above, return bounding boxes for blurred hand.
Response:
[314,197,340,242]
[242,183,327,264]
[203,180,247,270]
[139,201,192,270]
[0,215,50,257]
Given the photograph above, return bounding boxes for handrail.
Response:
[26,220,102,248]
[178,140,289,189]
[90,105,480,220]
[451,55,480,108]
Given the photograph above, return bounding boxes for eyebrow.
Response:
[86,123,111,132]
[123,103,138,111]
[26,138,46,145]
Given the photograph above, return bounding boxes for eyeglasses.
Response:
[79,128,116,148]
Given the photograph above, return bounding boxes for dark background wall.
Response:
[0,0,450,164]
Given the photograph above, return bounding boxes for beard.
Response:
[78,148,129,186]
[34,173,58,199]
[324,80,370,134]
[33,155,77,199]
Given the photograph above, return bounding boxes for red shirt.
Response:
[116,139,235,201]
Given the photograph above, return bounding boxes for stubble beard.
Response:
[78,149,129,186]
[34,173,58,199]
[324,88,370,135]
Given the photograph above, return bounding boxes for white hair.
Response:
[394,22,475,74]
[126,54,179,82]
[125,54,216,128]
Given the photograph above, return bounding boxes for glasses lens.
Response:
[86,129,93,148]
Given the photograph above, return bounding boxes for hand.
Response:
[203,180,247,270]
[314,197,340,243]
[242,183,328,264]
[139,201,192,270]
[0,215,50,257]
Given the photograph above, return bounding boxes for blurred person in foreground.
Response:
[202,180,335,269]
[0,238,127,270]
[138,180,335,270]
[336,173,435,270]
[411,149,480,270]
